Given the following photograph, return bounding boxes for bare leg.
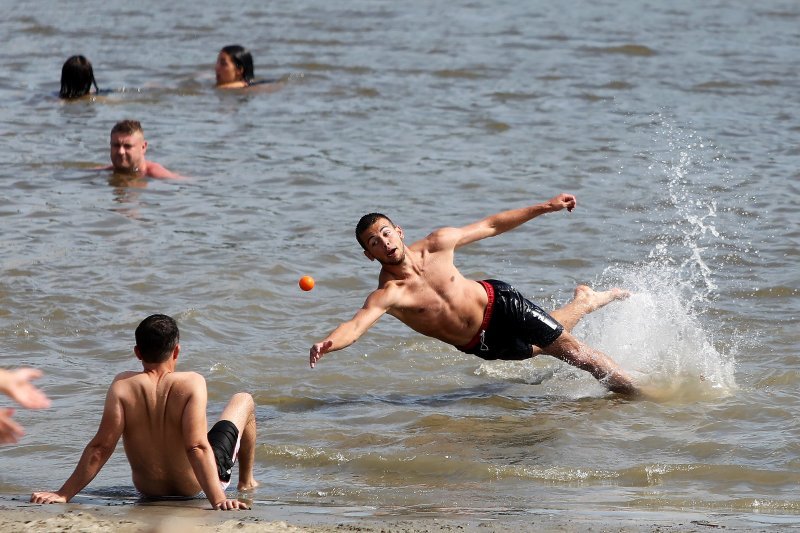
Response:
[550,285,631,332]
[218,392,259,491]
[543,330,637,396]
[532,285,631,356]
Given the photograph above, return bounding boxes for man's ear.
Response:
[141,140,148,154]
[363,250,375,261]
[396,226,404,239]
[172,344,180,360]
[134,346,143,361]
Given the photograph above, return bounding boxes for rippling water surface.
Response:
[1,0,798,524]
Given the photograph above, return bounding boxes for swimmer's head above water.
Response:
[215,44,254,88]
[60,55,99,99]
[109,120,147,175]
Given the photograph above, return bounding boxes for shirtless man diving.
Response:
[103,120,183,179]
[31,314,257,510]
[310,193,638,396]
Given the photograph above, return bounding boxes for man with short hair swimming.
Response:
[104,120,183,179]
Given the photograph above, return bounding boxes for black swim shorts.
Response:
[457,279,564,361]
[207,420,240,483]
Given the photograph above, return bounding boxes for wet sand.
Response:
[0,497,791,532]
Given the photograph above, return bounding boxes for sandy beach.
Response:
[1,496,793,532]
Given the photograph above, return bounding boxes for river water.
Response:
[1,0,798,527]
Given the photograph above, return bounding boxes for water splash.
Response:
[476,264,738,399]
[582,115,742,398]
[642,117,731,304]
[578,268,737,399]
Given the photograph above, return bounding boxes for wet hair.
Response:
[220,45,255,83]
[110,119,143,137]
[135,314,180,363]
[59,55,98,99]
[356,213,395,250]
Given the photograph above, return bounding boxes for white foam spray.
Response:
[578,266,737,399]
[583,116,740,398]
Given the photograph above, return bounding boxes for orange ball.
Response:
[299,275,315,291]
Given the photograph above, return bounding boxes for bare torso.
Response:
[380,240,488,347]
[112,371,203,496]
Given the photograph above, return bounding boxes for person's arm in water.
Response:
[309,284,399,368]
[30,379,125,503]
[432,193,576,251]
[181,374,248,510]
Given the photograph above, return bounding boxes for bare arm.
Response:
[309,287,396,368]
[440,193,576,250]
[31,382,124,503]
[182,376,248,510]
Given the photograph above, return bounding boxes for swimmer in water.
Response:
[215,45,255,89]
[215,44,282,90]
[101,120,184,179]
[59,55,99,99]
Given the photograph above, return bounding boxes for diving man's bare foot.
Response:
[572,285,631,314]
[532,285,632,357]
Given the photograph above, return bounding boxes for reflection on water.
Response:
[103,172,146,219]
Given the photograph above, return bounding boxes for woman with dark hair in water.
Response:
[59,55,99,99]
[215,45,255,89]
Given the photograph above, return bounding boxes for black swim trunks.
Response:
[207,420,240,484]
[457,279,564,361]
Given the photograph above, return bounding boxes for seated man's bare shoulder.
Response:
[111,370,139,382]
[166,373,209,435]
[108,371,143,396]
[165,371,207,400]
[179,370,204,384]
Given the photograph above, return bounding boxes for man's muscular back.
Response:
[113,370,206,496]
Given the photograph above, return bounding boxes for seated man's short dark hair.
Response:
[135,314,179,363]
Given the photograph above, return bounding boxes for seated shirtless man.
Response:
[310,193,638,395]
[31,314,257,510]
[103,120,183,179]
